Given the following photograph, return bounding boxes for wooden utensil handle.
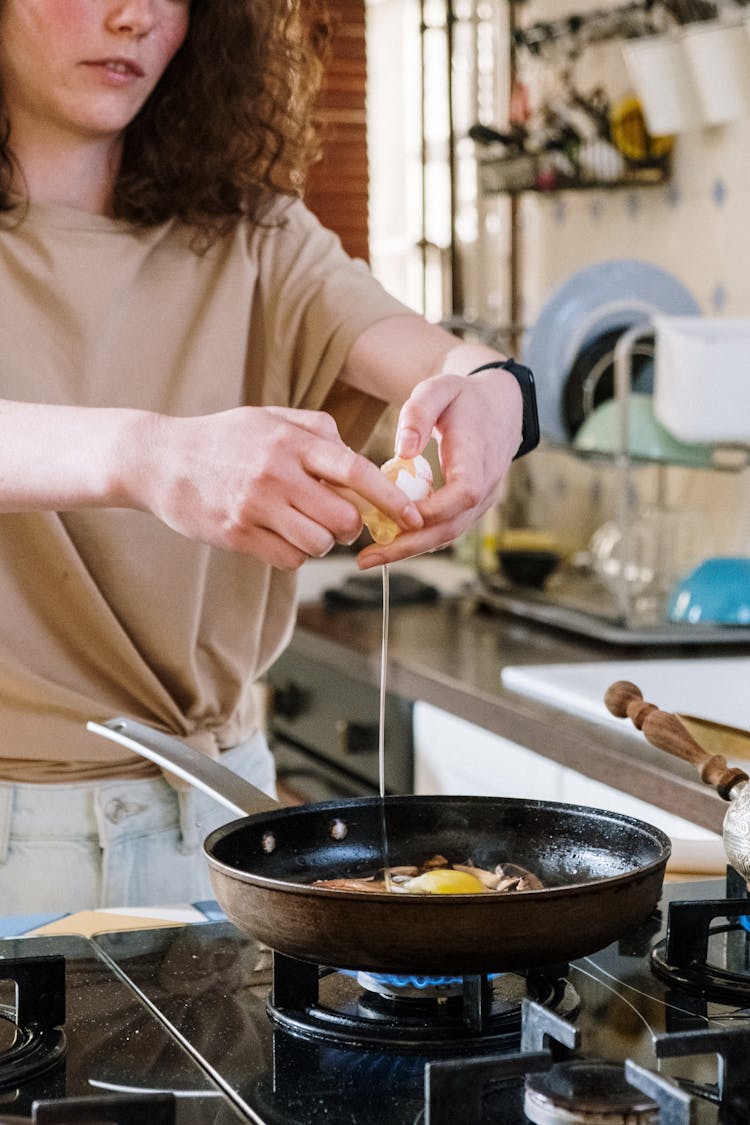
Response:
[605,680,749,800]
[604,680,657,729]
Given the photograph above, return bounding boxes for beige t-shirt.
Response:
[0,198,411,782]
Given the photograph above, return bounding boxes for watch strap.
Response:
[468,358,540,459]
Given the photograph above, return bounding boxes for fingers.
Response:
[354,440,509,569]
[306,441,424,533]
[267,409,424,532]
[265,406,345,444]
[354,369,522,566]
[356,520,464,570]
[219,502,341,569]
[240,525,308,571]
[286,479,363,551]
[394,376,463,458]
[150,405,428,564]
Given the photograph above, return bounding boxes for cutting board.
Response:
[25,909,192,938]
[1,904,216,939]
[501,657,750,742]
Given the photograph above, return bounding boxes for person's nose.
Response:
[107,0,157,37]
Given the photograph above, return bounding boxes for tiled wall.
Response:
[519,6,750,324]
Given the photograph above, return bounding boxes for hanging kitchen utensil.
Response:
[604,680,750,881]
[87,717,670,975]
[662,0,719,24]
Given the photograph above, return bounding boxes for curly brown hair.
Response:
[0,0,332,242]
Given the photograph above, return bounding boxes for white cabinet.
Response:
[414,705,566,802]
[413,702,724,874]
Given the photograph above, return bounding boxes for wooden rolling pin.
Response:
[604,680,749,802]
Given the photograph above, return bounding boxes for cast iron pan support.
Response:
[654,1025,750,1120]
[424,999,578,1124]
[624,1062,696,1125]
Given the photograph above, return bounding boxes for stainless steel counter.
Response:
[290,591,746,837]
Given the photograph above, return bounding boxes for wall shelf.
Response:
[478,153,671,195]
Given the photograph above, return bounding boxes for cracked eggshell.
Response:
[381,454,433,501]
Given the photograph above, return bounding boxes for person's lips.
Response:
[82,57,145,79]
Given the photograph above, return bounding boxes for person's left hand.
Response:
[356,365,522,568]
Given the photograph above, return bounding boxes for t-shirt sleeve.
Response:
[253,199,415,451]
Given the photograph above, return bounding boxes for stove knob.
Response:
[336,719,378,755]
[272,680,307,720]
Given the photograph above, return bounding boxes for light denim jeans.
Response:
[0,732,276,914]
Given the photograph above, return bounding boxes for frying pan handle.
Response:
[86,718,282,817]
[604,681,749,801]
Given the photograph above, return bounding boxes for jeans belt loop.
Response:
[177,787,201,855]
[0,786,12,865]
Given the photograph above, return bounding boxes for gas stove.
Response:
[3,875,750,1124]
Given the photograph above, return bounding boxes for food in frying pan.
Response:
[312,855,544,895]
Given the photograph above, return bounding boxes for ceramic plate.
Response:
[521,259,701,443]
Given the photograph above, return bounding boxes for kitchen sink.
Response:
[501,656,750,738]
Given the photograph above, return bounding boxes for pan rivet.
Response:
[330,819,348,841]
[261,832,276,853]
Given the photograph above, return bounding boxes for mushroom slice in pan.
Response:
[311,876,389,893]
[495,863,544,891]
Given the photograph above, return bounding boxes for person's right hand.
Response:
[130,406,424,570]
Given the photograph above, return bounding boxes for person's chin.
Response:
[76,102,148,141]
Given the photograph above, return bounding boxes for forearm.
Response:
[0,399,426,568]
[436,339,509,377]
[0,399,151,511]
[342,314,508,403]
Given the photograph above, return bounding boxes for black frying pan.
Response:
[88,718,670,974]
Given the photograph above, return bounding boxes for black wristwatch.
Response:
[468,358,540,460]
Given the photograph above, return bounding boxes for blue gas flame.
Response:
[341,970,499,988]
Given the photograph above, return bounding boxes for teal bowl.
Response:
[573,394,713,466]
[668,558,750,625]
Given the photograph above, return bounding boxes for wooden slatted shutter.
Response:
[305,0,370,262]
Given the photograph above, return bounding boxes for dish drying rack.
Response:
[476,323,750,646]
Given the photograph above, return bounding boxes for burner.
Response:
[356,970,485,1000]
[0,957,66,1092]
[524,1060,659,1125]
[651,898,750,1002]
[0,1010,66,1091]
[267,953,580,1052]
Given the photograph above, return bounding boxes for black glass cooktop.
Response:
[87,877,750,1124]
[3,878,750,1123]
[0,931,247,1123]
